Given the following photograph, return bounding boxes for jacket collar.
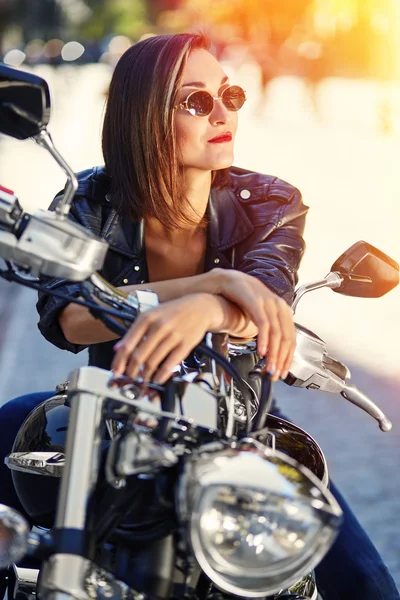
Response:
[102,208,144,257]
[208,186,254,251]
[102,184,254,256]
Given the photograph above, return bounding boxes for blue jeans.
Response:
[0,392,398,600]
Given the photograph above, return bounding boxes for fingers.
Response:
[137,331,181,381]
[111,315,150,376]
[262,301,281,375]
[248,294,295,381]
[274,299,296,380]
[216,274,294,367]
[125,332,177,380]
[112,314,175,378]
[114,330,192,384]
[153,342,192,384]
[111,282,297,386]
[111,302,206,382]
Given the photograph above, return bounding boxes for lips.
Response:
[208,131,233,143]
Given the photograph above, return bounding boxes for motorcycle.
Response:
[0,63,398,600]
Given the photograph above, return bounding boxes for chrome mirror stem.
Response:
[292,272,343,314]
[34,129,78,218]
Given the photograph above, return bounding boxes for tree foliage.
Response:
[78,0,150,41]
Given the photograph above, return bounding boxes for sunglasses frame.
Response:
[174,85,247,117]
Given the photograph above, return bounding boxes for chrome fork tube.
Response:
[55,391,103,529]
[39,391,104,600]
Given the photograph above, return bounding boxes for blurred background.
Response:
[0,0,399,589]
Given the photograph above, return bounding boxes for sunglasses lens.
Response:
[222,85,246,111]
[187,91,214,116]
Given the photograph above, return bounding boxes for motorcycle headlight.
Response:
[179,440,342,597]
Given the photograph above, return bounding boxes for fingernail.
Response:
[280,371,288,380]
[271,371,280,382]
[113,342,121,350]
[267,364,276,375]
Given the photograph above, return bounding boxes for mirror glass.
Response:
[330,240,399,297]
[0,64,50,140]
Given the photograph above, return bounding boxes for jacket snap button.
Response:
[123,278,128,284]
[239,189,251,199]
[214,258,220,264]
[134,266,140,271]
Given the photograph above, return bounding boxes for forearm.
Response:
[119,270,219,302]
[59,271,221,346]
[122,270,259,338]
[59,287,257,347]
[206,294,258,339]
[59,301,120,345]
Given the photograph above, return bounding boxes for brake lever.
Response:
[284,324,393,431]
[341,383,392,432]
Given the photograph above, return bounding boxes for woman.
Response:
[0,33,398,599]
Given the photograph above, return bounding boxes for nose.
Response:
[209,97,228,125]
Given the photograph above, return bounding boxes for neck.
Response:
[146,169,212,243]
[184,168,212,222]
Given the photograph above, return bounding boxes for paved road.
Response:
[0,64,399,588]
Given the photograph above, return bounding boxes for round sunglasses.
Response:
[174,85,246,117]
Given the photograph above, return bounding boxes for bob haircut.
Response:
[102,33,229,230]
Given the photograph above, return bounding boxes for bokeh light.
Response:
[3,49,26,67]
[61,41,85,61]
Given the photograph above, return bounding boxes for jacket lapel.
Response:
[102,186,254,257]
[102,209,144,258]
[208,187,254,251]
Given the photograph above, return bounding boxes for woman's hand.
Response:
[111,293,221,384]
[212,269,296,380]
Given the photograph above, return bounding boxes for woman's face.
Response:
[174,48,238,173]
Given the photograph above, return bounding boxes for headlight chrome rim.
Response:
[180,440,342,597]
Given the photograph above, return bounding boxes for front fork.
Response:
[39,390,104,600]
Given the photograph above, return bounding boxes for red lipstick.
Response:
[208,131,233,143]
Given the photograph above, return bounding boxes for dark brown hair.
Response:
[102,33,228,230]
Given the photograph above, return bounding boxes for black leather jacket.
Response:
[37,165,309,369]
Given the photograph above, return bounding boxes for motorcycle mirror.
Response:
[0,64,50,140]
[330,241,399,298]
[0,504,29,567]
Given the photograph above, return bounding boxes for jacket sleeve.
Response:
[36,192,102,354]
[234,187,308,305]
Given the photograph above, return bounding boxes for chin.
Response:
[209,153,235,171]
